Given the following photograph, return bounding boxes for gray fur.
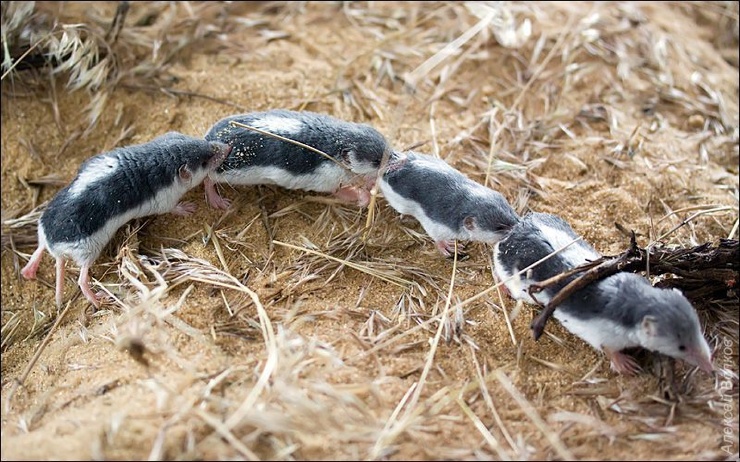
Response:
[493,212,713,373]
[380,151,520,252]
[205,109,389,178]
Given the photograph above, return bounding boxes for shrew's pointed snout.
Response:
[686,347,715,374]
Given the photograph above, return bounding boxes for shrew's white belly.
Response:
[213,164,348,193]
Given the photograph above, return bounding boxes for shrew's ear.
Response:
[641,315,658,337]
[340,147,354,163]
[179,164,192,182]
[464,216,477,231]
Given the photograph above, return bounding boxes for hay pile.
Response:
[1,2,738,460]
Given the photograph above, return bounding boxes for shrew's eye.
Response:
[678,345,686,352]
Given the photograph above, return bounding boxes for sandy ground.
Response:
[1,2,738,460]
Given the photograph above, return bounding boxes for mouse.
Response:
[202,109,391,209]
[493,212,714,375]
[20,132,232,308]
[379,150,520,258]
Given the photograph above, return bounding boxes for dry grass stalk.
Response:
[468,345,518,457]
[130,246,392,457]
[370,244,462,458]
[273,239,413,288]
[494,369,574,460]
[2,2,256,129]
[2,1,738,460]
[3,298,75,414]
[115,247,369,458]
[457,396,510,461]
[2,205,44,253]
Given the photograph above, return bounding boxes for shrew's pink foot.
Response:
[605,347,642,376]
[172,201,197,216]
[494,276,512,298]
[364,175,378,190]
[436,240,468,260]
[95,289,115,306]
[436,240,454,257]
[204,177,231,210]
[21,243,45,280]
[78,265,100,308]
[355,189,371,208]
[334,186,371,208]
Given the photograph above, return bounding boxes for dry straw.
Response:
[2,1,738,460]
